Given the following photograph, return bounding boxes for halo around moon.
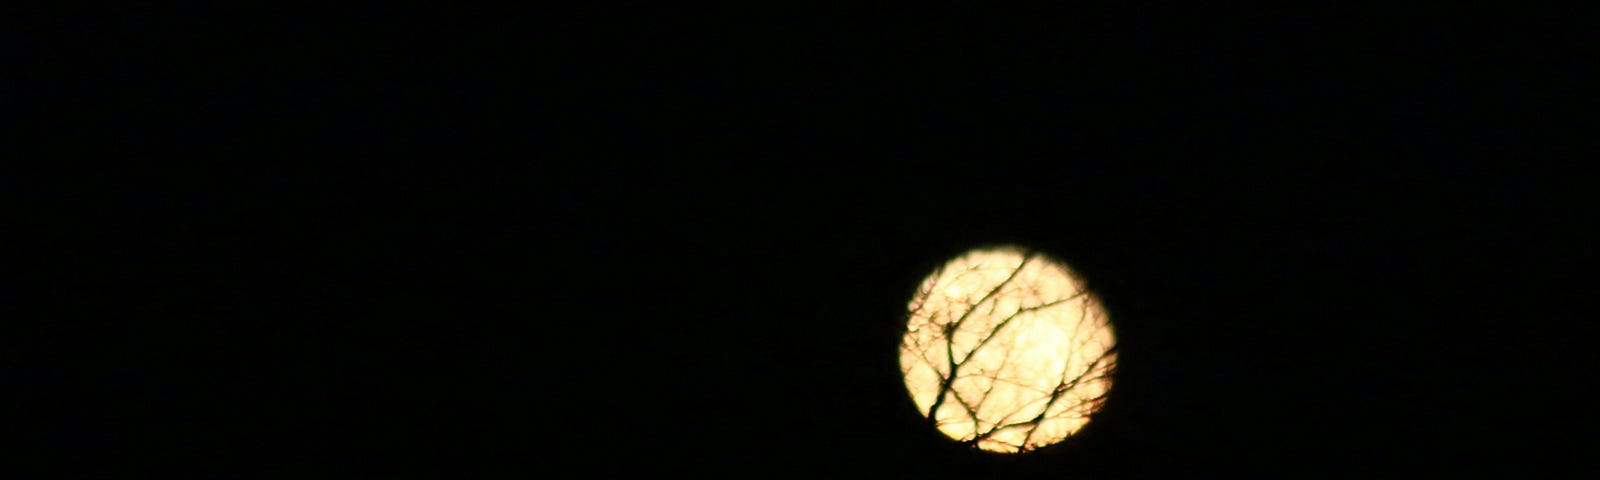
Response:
[899,246,1117,453]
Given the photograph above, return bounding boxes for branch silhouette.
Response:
[901,250,1117,453]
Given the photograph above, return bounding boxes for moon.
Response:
[899,246,1118,453]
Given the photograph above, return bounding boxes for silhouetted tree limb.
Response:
[901,249,1118,453]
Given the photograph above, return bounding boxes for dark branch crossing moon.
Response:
[900,246,1118,453]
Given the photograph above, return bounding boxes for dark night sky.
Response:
[16,2,1596,477]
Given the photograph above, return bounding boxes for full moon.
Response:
[899,246,1117,453]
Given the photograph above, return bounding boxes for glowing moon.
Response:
[899,246,1117,453]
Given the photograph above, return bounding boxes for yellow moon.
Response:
[899,246,1117,453]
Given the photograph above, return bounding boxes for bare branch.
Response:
[900,248,1117,453]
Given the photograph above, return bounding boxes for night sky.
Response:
[19,3,1594,477]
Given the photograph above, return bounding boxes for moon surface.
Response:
[899,247,1117,453]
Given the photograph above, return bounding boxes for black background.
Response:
[14,2,1596,477]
